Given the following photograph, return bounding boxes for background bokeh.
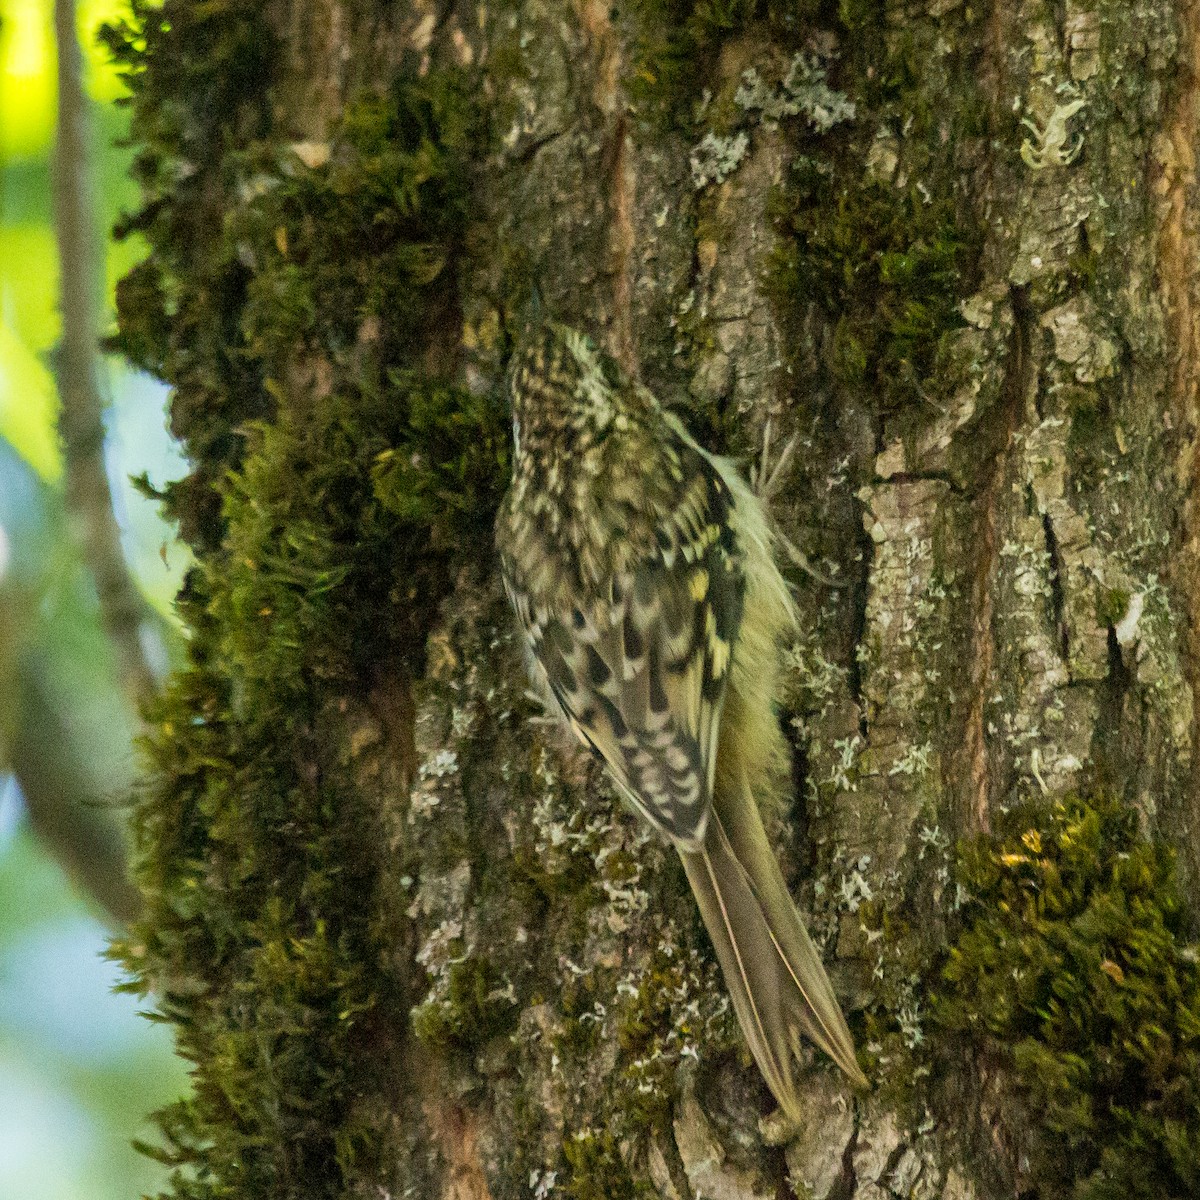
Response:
[1,0,192,1195]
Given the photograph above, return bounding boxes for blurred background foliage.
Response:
[0,0,192,1195]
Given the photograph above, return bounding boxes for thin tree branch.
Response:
[10,655,142,926]
[53,0,160,709]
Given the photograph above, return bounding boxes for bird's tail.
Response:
[679,774,867,1115]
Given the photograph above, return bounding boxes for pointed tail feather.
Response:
[679,781,867,1115]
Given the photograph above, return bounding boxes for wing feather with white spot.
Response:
[505,452,744,846]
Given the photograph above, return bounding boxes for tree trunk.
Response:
[108,1,1200,1198]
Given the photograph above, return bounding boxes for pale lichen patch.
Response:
[1039,295,1119,382]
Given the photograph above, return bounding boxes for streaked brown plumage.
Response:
[496,323,867,1114]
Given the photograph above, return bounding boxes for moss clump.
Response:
[218,76,498,662]
[114,631,401,1196]
[764,8,985,415]
[216,369,506,701]
[410,955,519,1050]
[100,0,281,553]
[234,78,479,367]
[625,0,826,116]
[615,935,732,1129]
[625,0,757,108]
[769,137,981,415]
[370,376,510,553]
[103,0,497,1194]
[1095,587,1132,629]
[936,795,1200,1200]
[561,1128,648,1200]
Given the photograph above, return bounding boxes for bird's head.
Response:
[506,323,625,459]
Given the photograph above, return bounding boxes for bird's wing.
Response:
[519,453,745,846]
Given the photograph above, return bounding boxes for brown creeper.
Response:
[496,323,867,1114]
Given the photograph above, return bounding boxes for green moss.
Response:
[1096,587,1133,629]
[561,1128,648,1200]
[616,941,718,1128]
[103,1,496,1195]
[852,898,933,1119]
[624,0,756,108]
[100,0,281,553]
[371,375,510,548]
[235,78,479,367]
[410,956,519,1051]
[935,795,1200,1200]
[764,8,985,415]
[768,138,982,414]
[624,0,828,117]
[837,0,882,31]
[215,370,506,701]
[112,647,401,1196]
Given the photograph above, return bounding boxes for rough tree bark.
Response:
[107,1,1200,1198]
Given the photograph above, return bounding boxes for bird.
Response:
[494,321,867,1118]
